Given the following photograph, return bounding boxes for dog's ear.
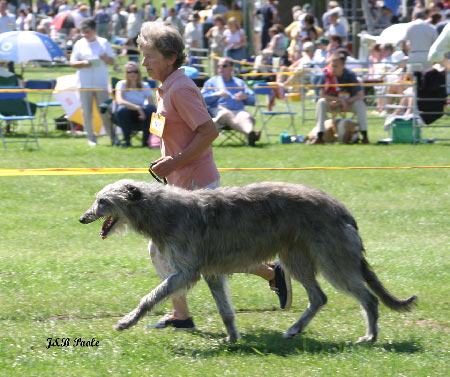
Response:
[123,184,142,201]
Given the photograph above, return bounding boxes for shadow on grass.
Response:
[169,329,422,357]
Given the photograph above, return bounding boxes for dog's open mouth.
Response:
[100,216,118,239]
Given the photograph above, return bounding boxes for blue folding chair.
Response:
[0,86,39,150]
[25,79,61,133]
[253,82,298,142]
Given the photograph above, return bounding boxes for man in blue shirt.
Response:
[201,57,261,146]
[308,52,369,145]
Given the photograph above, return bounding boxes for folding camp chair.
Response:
[25,79,61,133]
[216,124,247,146]
[253,82,298,142]
[0,86,39,150]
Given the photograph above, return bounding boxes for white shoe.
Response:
[88,140,98,147]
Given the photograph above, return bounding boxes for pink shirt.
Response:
[156,69,220,189]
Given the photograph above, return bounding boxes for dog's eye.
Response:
[98,198,107,205]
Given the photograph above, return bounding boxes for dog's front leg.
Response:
[114,272,197,331]
[204,275,240,343]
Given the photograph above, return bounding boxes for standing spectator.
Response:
[285,6,303,61]
[201,57,261,146]
[15,8,26,31]
[223,17,247,70]
[127,4,143,46]
[0,0,16,33]
[205,14,226,71]
[384,0,400,16]
[322,1,339,29]
[325,10,347,40]
[94,3,111,40]
[256,0,278,50]
[166,7,184,34]
[160,1,169,20]
[400,10,438,72]
[111,4,127,40]
[57,0,72,14]
[143,0,157,21]
[38,0,51,15]
[183,12,203,49]
[308,53,369,145]
[69,17,116,146]
[114,61,156,148]
[24,6,36,31]
[178,3,192,26]
[375,6,394,28]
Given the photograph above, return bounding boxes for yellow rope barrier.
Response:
[0,166,448,177]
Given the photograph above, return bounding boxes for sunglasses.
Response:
[127,70,139,74]
[218,64,231,68]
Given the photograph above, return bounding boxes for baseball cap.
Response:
[315,36,329,45]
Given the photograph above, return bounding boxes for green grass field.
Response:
[0,64,449,376]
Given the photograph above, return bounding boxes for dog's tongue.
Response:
[99,217,112,239]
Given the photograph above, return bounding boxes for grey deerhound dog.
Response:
[80,179,417,343]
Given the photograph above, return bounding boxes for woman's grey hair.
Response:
[137,21,186,69]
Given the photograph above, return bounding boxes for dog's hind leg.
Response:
[322,265,379,342]
[344,280,379,343]
[281,251,327,339]
[114,271,200,331]
[204,275,240,343]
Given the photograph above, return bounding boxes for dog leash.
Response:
[149,161,167,185]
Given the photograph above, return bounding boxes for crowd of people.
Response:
[0,0,449,147]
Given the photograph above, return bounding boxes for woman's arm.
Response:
[150,119,219,178]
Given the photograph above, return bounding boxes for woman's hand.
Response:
[137,106,145,120]
[149,156,179,178]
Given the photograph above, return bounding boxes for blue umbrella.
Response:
[0,31,65,63]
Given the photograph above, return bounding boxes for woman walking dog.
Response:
[137,21,291,331]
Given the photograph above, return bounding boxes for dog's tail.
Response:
[361,258,418,312]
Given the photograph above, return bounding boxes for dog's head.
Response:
[79,179,143,239]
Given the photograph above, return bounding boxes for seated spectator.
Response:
[261,24,288,60]
[372,43,396,115]
[114,61,156,148]
[301,13,320,42]
[325,34,346,61]
[223,17,247,70]
[201,58,261,146]
[312,36,329,64]
[277,41,316,92]
[308,53,369,144]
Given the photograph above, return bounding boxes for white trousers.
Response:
[79,89,113,142]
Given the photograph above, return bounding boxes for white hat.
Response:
[392,51,407,63]
[303,41,315,51]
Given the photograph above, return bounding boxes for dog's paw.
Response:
[356,335,377,343]
[114,319,132,331]
[283,327,299,339]
[219,334,241,344]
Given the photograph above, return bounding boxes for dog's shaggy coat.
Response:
[80,179,417,342]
